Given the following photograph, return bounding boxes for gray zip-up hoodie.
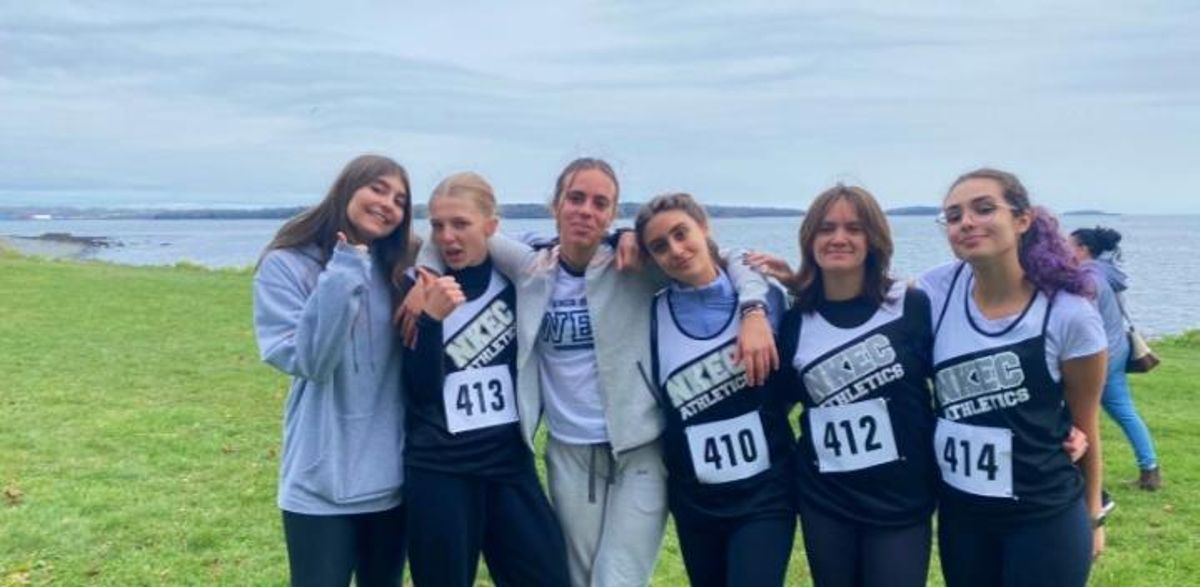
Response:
[1083,253,1130,356]
[417,233,769,455]
[253,243,405,514]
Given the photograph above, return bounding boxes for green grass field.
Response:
[2,250,1197,585]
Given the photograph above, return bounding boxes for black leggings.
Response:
[938,498,1092,587]
[281,505,406,587]
[404,466,569,587]
[797,499,931,587]
[675,514,796,587]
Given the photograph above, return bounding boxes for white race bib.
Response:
[934,418,1014,498]
[443,365,518,434]
[808,398,900,473]
[684,412,771,484]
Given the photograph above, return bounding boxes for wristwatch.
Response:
[1093,511,1107,528]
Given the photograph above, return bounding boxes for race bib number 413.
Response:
[684,412,771,484]
[934,418,1013,498]
[808,398,899,473]
[443,365,518,434]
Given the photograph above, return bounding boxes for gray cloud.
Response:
[0,1,1197,212]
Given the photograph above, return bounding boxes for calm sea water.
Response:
[2,215,1196,336]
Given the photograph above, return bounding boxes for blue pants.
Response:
[1103,342,1158,470]
[676,514,796,587]
[282,505,406,587]
[404,466,569,587]
[797,499,931,587]
[938,498,1092,587]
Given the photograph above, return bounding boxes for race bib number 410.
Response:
[934,418,1014,498]
[808,398,899,473]
[443,365,518,434]
[684,412,771,484]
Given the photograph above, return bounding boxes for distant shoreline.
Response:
[4,203,807,221]
[0,204,1130,221]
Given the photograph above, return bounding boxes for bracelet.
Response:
[740,302,767,319]
[1093,513,1107,528]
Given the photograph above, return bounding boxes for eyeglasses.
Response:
[935,202,1015,227]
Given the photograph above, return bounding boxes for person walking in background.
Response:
[920,168,1107,586]
[635,193,796,587]
[1070,226,1162,491]
[401,172,569,586]
[253,155,415,586]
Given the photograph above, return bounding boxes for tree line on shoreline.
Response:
[0,204,965,221]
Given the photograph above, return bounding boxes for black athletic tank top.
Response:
[931,263,1083,522]
[403,260,528,477]
[787,284,938,526]
[649,290,795,523]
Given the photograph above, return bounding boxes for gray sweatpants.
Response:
[545,437,668,587]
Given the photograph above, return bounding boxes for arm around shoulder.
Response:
[487,231,540,279]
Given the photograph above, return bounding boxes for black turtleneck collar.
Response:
[446,256,494,300]
[816,295,879,329]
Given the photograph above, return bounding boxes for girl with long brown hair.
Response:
[253,154,415,586]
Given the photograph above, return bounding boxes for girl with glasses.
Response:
[919,168,1106,587]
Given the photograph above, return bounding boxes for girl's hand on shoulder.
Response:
[396,273,428,349]
[743,251,793,282]
[734,308,779,387]
[615,230,643,272]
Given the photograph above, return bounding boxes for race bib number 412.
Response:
[443,365,518,434]
[684,412,771,484]
[934,418,1014,498]
[808,398,899,473]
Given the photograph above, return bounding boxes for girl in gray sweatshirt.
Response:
[253,154,416,587]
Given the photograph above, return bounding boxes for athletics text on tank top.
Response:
[931,263,1083,522]
[650,290,794,522]
[787,283,938,526]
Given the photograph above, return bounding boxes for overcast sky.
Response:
[2,1,1198,212]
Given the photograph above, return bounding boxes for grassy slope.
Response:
[1,252,1196,585]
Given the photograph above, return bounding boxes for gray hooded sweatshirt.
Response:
[253,243,405,514]
[1082,253,1130,356]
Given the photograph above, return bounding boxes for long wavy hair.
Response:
[792,184,895,312]
[261,154,417,293]
[947,168,1090,296]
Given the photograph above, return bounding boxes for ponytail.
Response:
[1018,206,1092,297]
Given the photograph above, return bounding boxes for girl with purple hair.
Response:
[917,168,1107,587]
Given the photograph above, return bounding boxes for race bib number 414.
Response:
[443,365,518,434]
[684,412,771,484]
[934,418,1013,498]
